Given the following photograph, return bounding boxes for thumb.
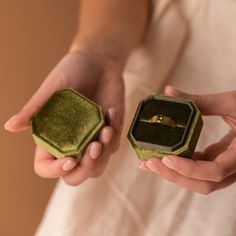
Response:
[164,86,236,118]
[4,76,63,132]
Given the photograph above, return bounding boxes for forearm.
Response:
[70,0,150,68]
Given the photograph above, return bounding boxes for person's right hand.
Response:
[140,86,236,194]
[4,50,125,186]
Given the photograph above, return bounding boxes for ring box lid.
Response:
[31,89,105,161]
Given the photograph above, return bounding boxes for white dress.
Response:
[36,1,236,235]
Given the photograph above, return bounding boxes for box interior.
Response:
[132,99,195,149]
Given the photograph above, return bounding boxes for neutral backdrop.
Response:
[0,1,78,235]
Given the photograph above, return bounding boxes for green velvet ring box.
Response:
[127,94,203,160]
[31,89,105,161]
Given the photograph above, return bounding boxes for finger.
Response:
[164,85,236,118]
[203,130,236,161]
[107,108,119,130]
[161,155,224,182]
[97,108,121,167]
[161,137,236,183]
[62,141,102,186]
[94,128,115,175]
[106,108,121,151]
[63,109,118,186]
[215,137,236,178]
[216,172,236,191]
[63,126,115,186]
[99,126,113,144]
[94,126,114,172]
[34,145,77,178]
[4,71,64,132]
[145,158,216,195]
[191,151,205,161]
[89,122,116,177]
[139,161,153,173]
[223,116,236,131]
[160,133,236,181]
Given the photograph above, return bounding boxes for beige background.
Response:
[0,1,78,235]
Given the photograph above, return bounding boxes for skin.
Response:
[4,0,150,186]
[140,86,236,195]
[4,1,236,194]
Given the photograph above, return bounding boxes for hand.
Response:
[139,86,236,195]
[4,50,125,186]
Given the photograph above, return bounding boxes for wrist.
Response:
[69,35,129,71]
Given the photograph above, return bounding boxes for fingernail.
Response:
[165,85,175,90]
[162,156,176,170]
[62,160,77,171]
[165,86,180,96]
[4,115,17,130]
[146,160,160,174]
[90,143,102,159]
[102,128,113,144]
[139,162,152,172]
[139,162,146,170]
[225,116,236,124]
[108,108,116,122]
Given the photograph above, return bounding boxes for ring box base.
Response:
[127,94,203,160]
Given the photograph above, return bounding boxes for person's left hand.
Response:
[139,86,236,195]
[4,50,125,186]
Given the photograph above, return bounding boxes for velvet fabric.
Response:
[128,94,203,159]
[31,89,105,161]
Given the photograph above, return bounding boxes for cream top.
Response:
[36,1,236,236]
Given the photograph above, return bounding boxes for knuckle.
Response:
[181,166,193,177]
[113,141,120,152]
[214,173,224,183]
[196,94,209,107]
[111,136,121,152]
[34,163,46,178]
[212,163,225,182]
[85,162,97,172]
[63,177,80,187]
[91,170,103,178]
[230,91,236,100]
[166,173,178,183]
[199,183,215,195]
[193,94,204,106]
[34,160,60,178]
[226,100,236,115]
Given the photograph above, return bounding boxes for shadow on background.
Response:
[0,1,78,235]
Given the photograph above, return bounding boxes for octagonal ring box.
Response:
[31,89,105,162]
[127,94,203,160]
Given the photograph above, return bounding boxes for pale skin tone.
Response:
[4,0,236,194]
[140,86,236,195]
[4,0,150,186]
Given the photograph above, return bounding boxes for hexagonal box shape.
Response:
[31,89,105,161]
[127,94,203,160]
